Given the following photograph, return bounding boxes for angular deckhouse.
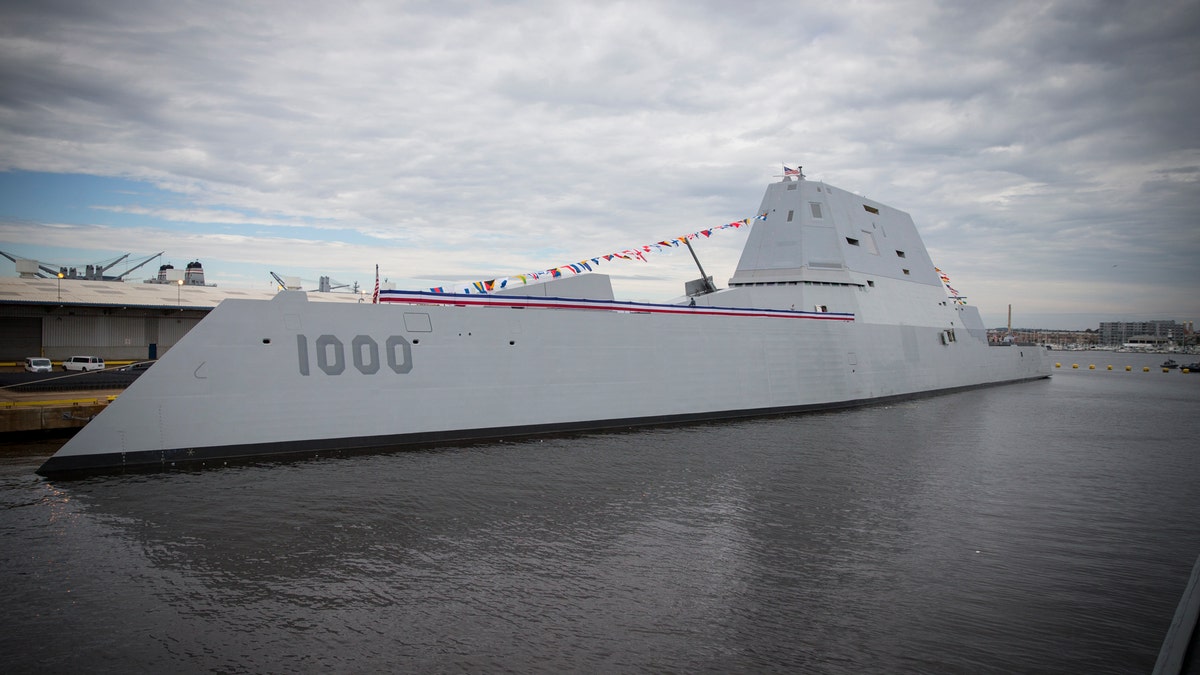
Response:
[38,173,1050,476]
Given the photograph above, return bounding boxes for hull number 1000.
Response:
[296,334,413,376]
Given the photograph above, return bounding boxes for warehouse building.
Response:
[0,276,364,362]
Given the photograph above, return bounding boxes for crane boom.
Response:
[99,253,130,273]
[114,252,164,280]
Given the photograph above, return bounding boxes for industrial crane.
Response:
[1,250,164,281]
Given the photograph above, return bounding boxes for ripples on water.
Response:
[1,354,1198,673]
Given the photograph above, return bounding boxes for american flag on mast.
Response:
[372,264,379,304]
[783,165,803,177]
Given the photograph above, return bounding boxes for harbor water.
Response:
[1,351,1198,673]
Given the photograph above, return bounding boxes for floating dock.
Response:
[0,389,122,434]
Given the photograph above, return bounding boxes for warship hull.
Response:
[38,174,1051,476]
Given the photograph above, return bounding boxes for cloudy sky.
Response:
[1,0,1197,329]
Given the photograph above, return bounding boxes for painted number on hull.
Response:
[296,334,413,376]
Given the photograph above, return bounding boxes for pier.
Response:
[0,388,121,434]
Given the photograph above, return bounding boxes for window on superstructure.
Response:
[863,204,879,214]
[896,250,906,258]
[867,280,875,287]
[787,210,794,222]
[846,237,860,246]
[787,183,797,191]
[902,268,910,275]
[810,203,824,219]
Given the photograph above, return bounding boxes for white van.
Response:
[63,355,105,372]
[24,357,52,373]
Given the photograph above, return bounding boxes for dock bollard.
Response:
[1072,364,1079,369]
[1126,366,1132,371]
[1107,365,1113,370]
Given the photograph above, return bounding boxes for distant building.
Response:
[0,277,363,362]
[987,327,1098,348]
[1098,320,1187,346]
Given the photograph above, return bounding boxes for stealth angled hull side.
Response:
[38,174,1051,476]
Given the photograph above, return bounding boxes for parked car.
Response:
[63,355,105,372]
[24,357,52,373]
[117,360,156,372]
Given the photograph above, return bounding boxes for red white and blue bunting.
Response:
[426,214,766,294]
[379,289,855,322]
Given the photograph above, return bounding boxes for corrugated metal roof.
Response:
[0,277,368,308]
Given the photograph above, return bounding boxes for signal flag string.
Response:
[425,214,766,295]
